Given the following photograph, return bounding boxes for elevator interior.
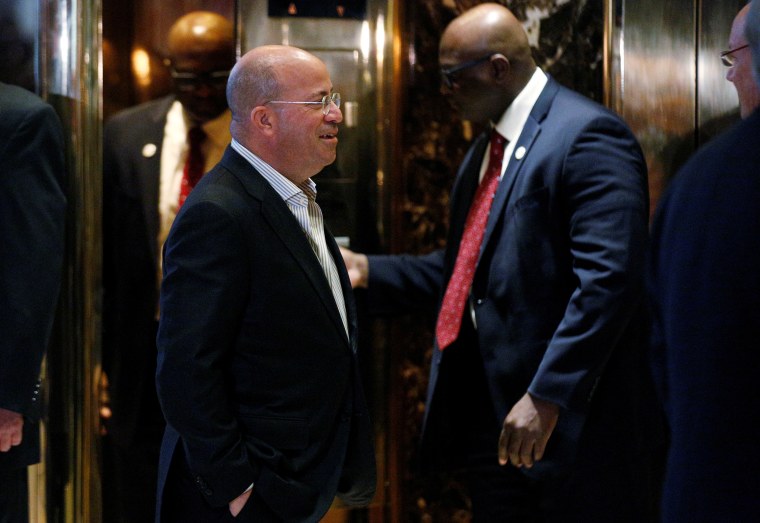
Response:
[0,0,750,520]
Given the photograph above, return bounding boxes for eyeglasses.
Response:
[171,69,231,91]
[265,93,342,116]
[440,54,495,88]
[720,44,749,67]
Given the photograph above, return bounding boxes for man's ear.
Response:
[251,106,274,134]
[490,54,511,82]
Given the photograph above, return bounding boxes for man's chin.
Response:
[187,106,227,124]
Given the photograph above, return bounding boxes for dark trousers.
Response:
[102,430,162,523]
[160,446,280,523]
[0,467,29,523]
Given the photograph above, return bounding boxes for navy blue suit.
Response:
[649,108,760,522]
[369,76,662,520]
[0,83,66,519]
[155,147,376,522]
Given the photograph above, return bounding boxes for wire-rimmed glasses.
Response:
[720,44,749,67]
[265,93,342,115]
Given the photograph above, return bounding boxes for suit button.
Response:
[203,488,213,496]
[476,299,484,305]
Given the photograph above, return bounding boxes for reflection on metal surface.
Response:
[132,47,152,86]
[607,0,748,215]
[39,0,103,521]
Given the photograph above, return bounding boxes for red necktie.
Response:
[178,126,206,208]
[435,130,507,350]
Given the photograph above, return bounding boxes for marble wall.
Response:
[391,1,604,520]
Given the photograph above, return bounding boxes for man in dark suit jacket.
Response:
[649,2,760,520]
[342,3,662,521]
[0,83,66,523]
[102,11,234,522]
[154,45,376,523]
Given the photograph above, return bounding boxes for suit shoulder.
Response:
[105,96,174,131]
[671,112,760,192]
[0,84,59,128]
[549,84,628,128]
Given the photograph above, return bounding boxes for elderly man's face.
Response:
[726,7,760,118]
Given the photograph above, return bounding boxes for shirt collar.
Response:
[230,139,314,206]
[493,68,548,142]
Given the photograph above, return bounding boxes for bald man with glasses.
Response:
[723,2,760,118]
[154,45,375,523]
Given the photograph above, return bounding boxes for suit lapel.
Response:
[479,77,559,256]
[142,96,175,265]
[221,148,351,345]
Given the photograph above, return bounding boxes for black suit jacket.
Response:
[102,96,174,445]
[0,83,66,469]
[369,76,661,478]
[649,108,760,521]
[155,147,376,522]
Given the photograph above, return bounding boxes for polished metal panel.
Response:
[39,0,103,521]
[608,0,749,213]
[617,0,696,209]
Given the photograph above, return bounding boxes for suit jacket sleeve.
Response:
[366,250,445,315]
[156,198,257,505]
[527,113,649,410]
[0,93,66,417]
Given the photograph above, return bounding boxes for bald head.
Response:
[439,3,536,122]
[441,3,533,68]
[168,11,234,60]
[227,45,325,138]
[166,11,235,124]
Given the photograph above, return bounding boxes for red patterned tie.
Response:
[435,130,507,350]
[178,126,206,208]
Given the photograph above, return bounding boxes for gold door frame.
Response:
[34,0,103,520]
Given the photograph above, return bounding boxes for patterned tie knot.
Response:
[492,132,506,147]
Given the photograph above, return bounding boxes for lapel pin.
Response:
[142,143,157,158]
[514,146,526,160]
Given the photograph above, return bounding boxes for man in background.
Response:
[343,3,662,521]
[724,2,760,118]
[0,83,66,523]
[649,1,760,520]
[101,11,234,522]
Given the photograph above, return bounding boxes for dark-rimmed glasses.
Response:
[170,69,231,92]
[265,93,342,116]
[720,44,749,67]
[440,54,495,88]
